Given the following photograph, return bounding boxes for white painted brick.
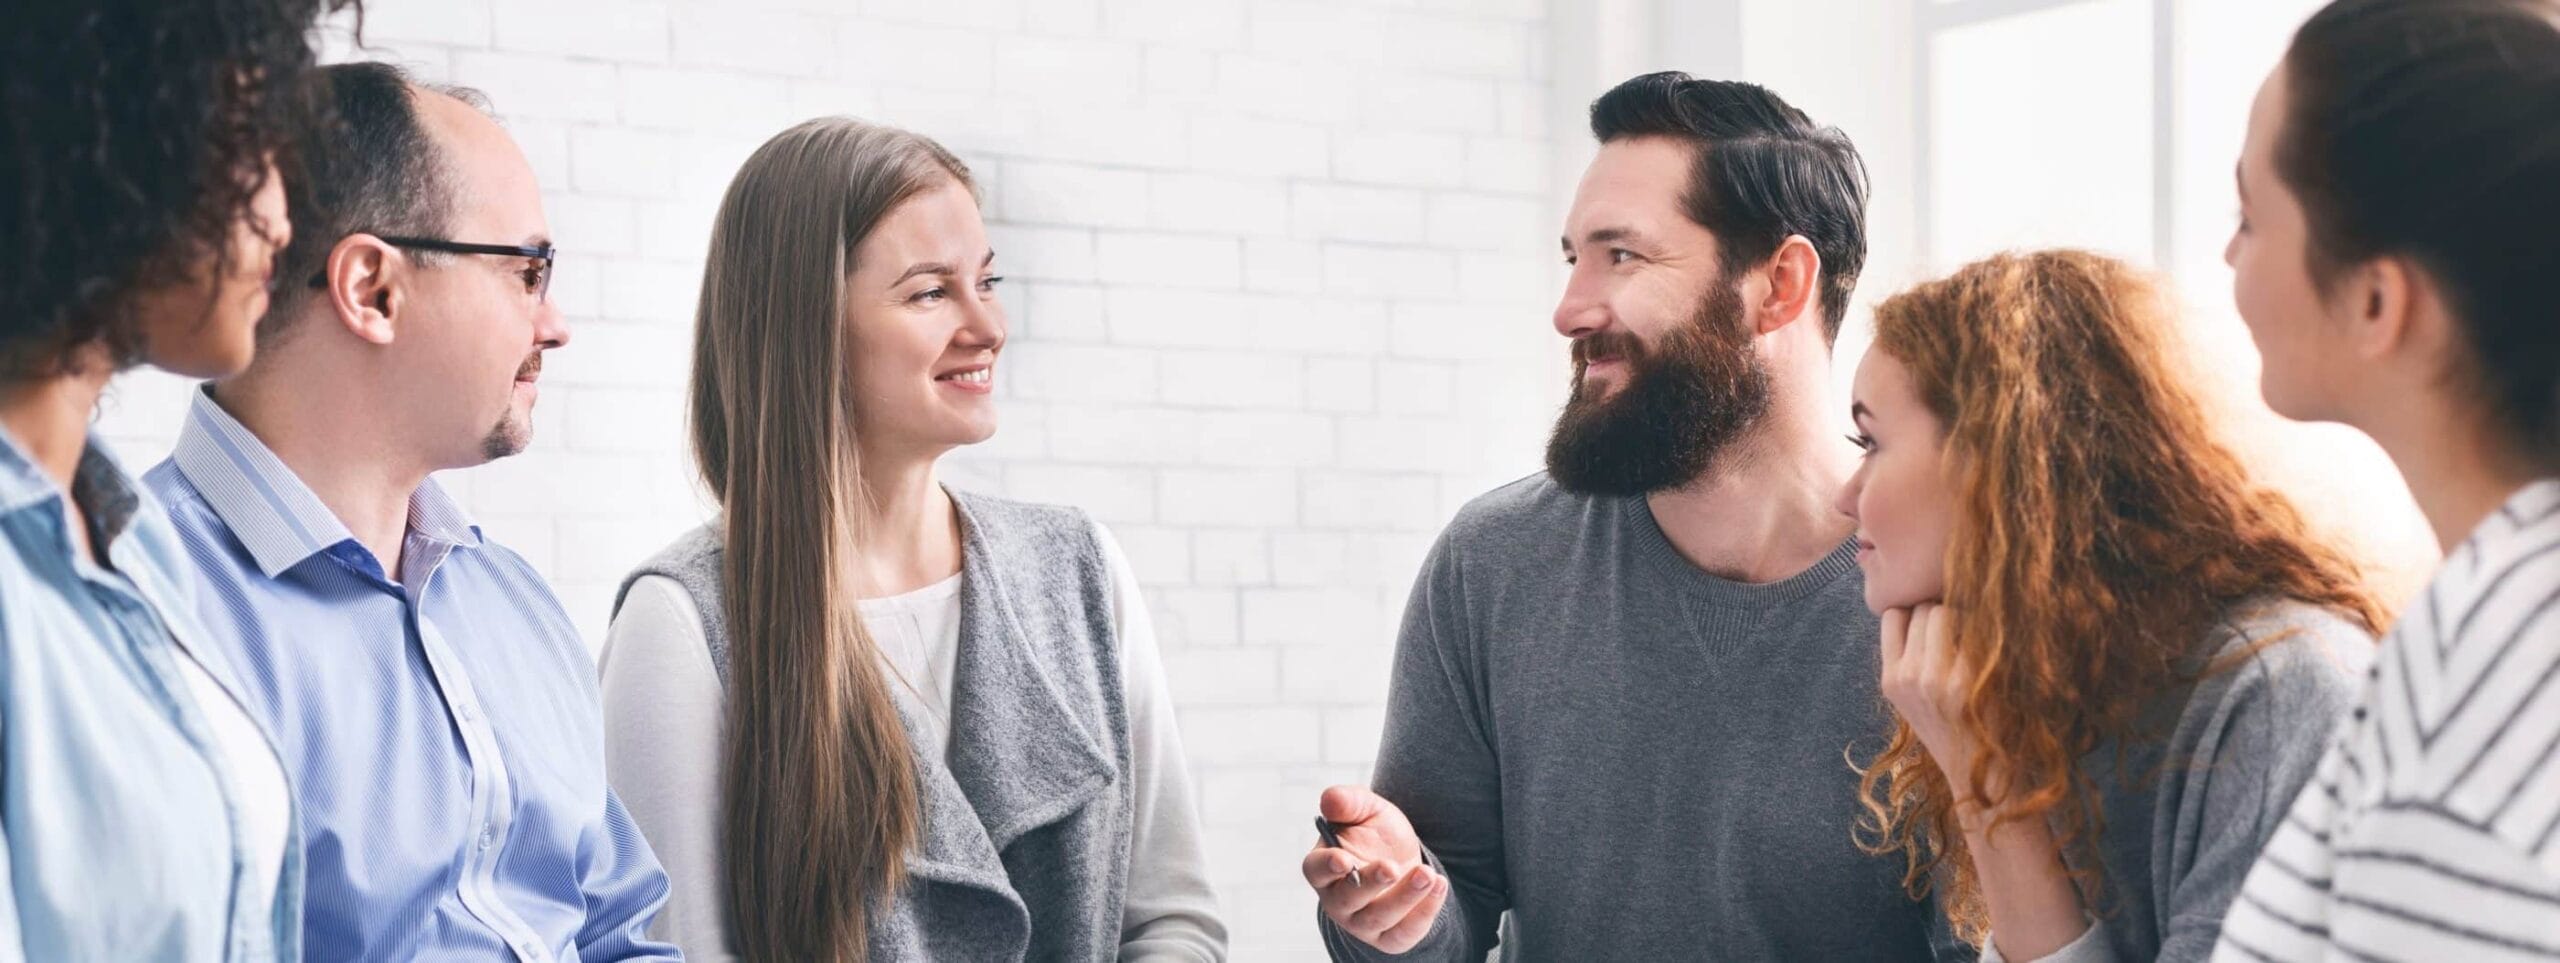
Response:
[1017,105,1189,169]
[1160,350,1304,409]
[1025,0,1102,34]
[1359,75,1501,134]
[1271,531,1349,586]
[1390,301,1542,360]
[635,197,718,262]
[1324,705,1389,763]
[1149,173,1290,237]
[546,193,638,258]
[472,512,557,578]
[354,0,492,47]
[1246,297,1389,355]
[1007,344,1158,403]
[1006,464,1157,524]
[1105,289,1255,348]
[673,135,767,203]
[1337,415,1468,473]
[1460,251,1559,306]
[1303,470,1440,529]
[1044,405,1198,464]
[1465,135,1549,195]
[837,22,996,90]
[1142,47,1222,108]
[1194,411,1335,468]
[1334,130,1469,187]
[1290,184,1427,245]
[492,0,669,63]
[565,386,687,453]
[1191,529,1273,585]
[971,400,1048,461]
[1428,192,1547,251]
[506,121,574,191]
[1244,239,1325,294]
[620,67,794,134]
[673,9,834,76]
[1242,588,1384,646]
[1180,707,1322,765]
[1322,244,1459,299]
[787,80,881,120]
[1095,232,1242,289]
[1305,358,1376,413]
[1497,79,1548,138]
[1163,648,1281,705]
[1377,359,1457,414]
[555,512,699,583]
[1160,469,1298,527]
[1248,2,1389,65]
[1152,587,1242,646]
[597,257,700,324]
[1100,0,1247,49]
[859,0,1025,29]
[1215,54,1354,125]
[1384,12,1531,78]
[1107,524,1192,586]
[1016,282,1110,343]
[570,127,677,197]
[1283,646,1394,707]
[986,225,1099,282]
[999,162,1150,229]
[1188,116,1329,178]
[451,52,619,123]
[994,36,1144,106]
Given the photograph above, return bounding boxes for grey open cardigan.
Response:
[612,491,1136,962]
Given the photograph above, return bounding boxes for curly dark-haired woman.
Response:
[0,1,341,958]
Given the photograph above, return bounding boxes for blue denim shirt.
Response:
[145,388,675,962]
[0,425,299,962]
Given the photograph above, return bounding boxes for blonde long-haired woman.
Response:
[599,117,1226,962]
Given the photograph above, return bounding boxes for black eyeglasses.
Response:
[306,235,557,303]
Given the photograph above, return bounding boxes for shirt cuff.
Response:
[1982,918,2108,963]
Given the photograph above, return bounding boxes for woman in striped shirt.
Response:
[2213,0,2560,959]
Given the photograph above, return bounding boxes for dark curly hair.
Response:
[0,0,355,378]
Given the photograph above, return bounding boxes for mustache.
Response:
[515,353,543,381]
[1571,329,1647,367]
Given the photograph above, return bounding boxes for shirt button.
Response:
[478,825,494,850]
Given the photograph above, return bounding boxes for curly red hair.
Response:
[1851,250,2386,938]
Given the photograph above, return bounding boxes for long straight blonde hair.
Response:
[689,117,973,961]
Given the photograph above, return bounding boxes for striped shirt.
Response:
[2215,479,2560,961]
[142,386,676,962]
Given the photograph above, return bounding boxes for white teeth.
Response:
[942,368,991,384]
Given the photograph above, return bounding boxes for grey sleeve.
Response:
[2154,615,2366,963]
[1320,530,1507,962]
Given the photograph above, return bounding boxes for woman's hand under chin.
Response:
[1879,602,1993,814]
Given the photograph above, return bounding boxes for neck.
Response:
[849,449,959,598]
[0,347,115,493]
[1646,391,1856,583]
[211,369,429,580]
[2364,399,2554,555]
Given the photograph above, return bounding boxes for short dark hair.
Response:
[265,60,484,340]
[1,0,343,377]
[1589,71,1870,343]
[2280,0,2560,457]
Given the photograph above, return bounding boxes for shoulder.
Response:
[951,488,1102,549]
[1438,471,1609,558]
[2179,598,2375,757]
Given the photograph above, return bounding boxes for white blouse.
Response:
[598,521,1226,962]
[171,648,292,955]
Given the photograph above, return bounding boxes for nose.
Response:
[1833,461,1866,521]
[1553,263,1610,341]
[958,283,1007,351]
[534,298,570,351]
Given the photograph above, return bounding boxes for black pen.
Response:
[1314,816,1364,887]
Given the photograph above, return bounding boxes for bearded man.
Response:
[1298,72,1975,963]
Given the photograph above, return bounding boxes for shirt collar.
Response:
[0,424,144,543]
[171,385,480,578]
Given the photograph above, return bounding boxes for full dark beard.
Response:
[1543,278,1770,496]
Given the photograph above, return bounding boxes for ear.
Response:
[325,235,403,346]
[2340,255,2416,364]
[1756,235,1823,336]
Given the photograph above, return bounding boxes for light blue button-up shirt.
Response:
[145,388,675,962]
[0,424,298,962]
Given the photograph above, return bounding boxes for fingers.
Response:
[1880,607,1912,669]
[1301,845,1360,890]
[1340,864,1447,951]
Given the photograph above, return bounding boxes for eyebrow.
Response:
[891,250,997,287]
[1560,226,1640,253]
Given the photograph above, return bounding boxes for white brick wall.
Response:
[89,1,1566,957]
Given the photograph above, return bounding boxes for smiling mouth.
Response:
[936,367,992,385]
